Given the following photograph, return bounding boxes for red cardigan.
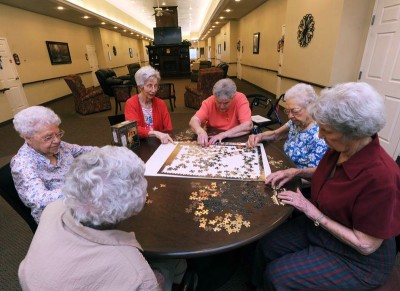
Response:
[124,94,173,138]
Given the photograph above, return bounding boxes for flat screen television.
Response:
[153,27,182,45]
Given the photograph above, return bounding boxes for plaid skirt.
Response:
[252,215,396,290]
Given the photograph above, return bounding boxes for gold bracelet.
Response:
[314,214,325,227]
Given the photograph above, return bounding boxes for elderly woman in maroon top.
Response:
[252,82,400,290]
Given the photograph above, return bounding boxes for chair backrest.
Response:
[112,85,137,103]
[63,75,87,100]
[217,62,229,78]
[199,60,211,69]
[0,163,37,232]
[127,63,141,84]
[107,114,125,126]
[197,68,224,96]
[95,69,120,96]
[157,83,175,100]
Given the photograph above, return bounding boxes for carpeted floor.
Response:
[0,77,274,291]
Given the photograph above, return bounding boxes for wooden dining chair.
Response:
[112,84,138,115]
[157,83,176,112]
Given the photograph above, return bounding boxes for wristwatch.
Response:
[314,214,325,227]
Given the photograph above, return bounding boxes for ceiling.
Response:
[0,0,267,42]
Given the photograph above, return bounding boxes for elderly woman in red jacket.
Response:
[125,66,173,144]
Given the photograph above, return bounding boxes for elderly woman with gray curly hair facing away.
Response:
[125,65,173,144]
[18,146,163,290]
[189,78,253,146]
[11,106,95,223]
[247,83,327,169]
[252,82,400,290]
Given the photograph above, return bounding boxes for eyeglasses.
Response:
[143,84,159,91]
[41,130,65,143]
[283,108,303,115]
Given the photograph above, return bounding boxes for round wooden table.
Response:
[117,131,299,259]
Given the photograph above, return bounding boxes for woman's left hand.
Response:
[277,188,313,214]
[208,132,226,145]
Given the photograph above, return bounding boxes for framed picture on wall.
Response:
[129,48,133,58]
[45,41,72,65]
[253,32,260,54]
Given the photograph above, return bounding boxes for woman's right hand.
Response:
[152,131,174,144]
[196,129,209,147]
[265,168,298,189]
[246,134,263,147]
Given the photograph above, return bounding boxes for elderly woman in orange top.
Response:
[125,66,173,144]
[189,78,253,146]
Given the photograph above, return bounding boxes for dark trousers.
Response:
[252,216,396,290]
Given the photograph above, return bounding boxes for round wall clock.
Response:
[297,14,315,47]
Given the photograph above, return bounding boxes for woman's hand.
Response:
[208,132,226,145]
[153,131,174,144]
[196,129,209,147]
[265,168,298,189]
[277,188,314,214]
[246,134,262,147]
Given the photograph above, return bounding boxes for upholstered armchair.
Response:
[190,60,212,82]
[95,69,131,97]
[216,62,229,78]
[63,75,111,115]
[184,68,224,109]
[127,63,141,86]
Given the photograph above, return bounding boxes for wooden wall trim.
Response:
[23,70,92,86]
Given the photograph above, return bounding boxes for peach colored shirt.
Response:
[195,92,251,131]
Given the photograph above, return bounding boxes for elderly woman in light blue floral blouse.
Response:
[247,83,327,169]
[11,106,96,223]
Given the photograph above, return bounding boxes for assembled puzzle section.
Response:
[145,142,271,181]
[111,120,140,149]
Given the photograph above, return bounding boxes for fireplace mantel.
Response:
[147,44,190,77]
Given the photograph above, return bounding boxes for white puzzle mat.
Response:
[145,142,271,181]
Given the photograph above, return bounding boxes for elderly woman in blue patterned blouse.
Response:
[247,83,327,169]
[11,106,95,223]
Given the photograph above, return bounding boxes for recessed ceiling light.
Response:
[101,22,106,25]
[123,30,127,32]
[212,25,215,28]
[130,32,133,34]
[235,0,241,2]
[83,15,90,19]
[219,16,224,19]
[225,9,231,12]
[114,26,118,29]
[215,21,220,24]
[57,6,64,10]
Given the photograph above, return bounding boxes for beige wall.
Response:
[0,4,144,121]
[237,0,287,93]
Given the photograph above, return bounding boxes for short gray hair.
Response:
[284,83,317,108]
[213,78,237,100]
[63,146,147,227]
[135,65,161,88]
[13,106,61,138]
[309,82,386,138]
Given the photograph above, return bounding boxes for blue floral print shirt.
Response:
[11,141,95,223]
[283,120,327,169]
